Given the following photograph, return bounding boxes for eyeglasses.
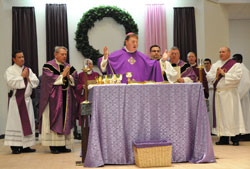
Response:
[203,62,210,65]
[151,50,160,53]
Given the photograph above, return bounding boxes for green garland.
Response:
[75,6,139,65]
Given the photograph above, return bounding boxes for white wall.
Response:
[0,0,13,136]
[229,19,250,70]
[204,0,230,63]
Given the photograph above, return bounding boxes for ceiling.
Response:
[208,0,250,19]
[224,3,250,19]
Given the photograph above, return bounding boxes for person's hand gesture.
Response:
[161,49,169,62]
[103,46,109,60]
[177,78,185,83]
[216,67,225,78]
[22,67,29,78]
[62,66,70,78]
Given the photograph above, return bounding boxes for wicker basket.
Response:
[133,140,172,168]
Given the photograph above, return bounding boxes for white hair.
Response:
[84,58,93,66]
[54,46,68,53]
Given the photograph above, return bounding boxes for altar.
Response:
[84,83,215,167]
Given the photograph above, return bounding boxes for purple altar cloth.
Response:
[84,83,215,167]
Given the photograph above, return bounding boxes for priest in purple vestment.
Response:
[39,46,78,154]
[169,46,197,83]
[98,33,167,83]
[187,52,209,98]
[76,59,100,124]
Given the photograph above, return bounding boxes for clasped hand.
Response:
[62,66,71,78]
[22,67,29,78]
[216,67,225,78]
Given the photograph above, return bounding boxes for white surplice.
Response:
[238,63,250,133]
[162,61,178,83]
[206,59,246,136]
[4,64,39,148]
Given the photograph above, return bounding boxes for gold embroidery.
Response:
[128,57,136,65]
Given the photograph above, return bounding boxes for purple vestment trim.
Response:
[15,67,32,136]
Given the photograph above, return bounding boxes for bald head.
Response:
[219,47,231,61]
[187,52,197,65]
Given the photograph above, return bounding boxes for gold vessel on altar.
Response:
[95,74,123,84]
[126,72,133,83]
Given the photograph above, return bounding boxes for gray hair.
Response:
[84,58,93,66]
[220,46,231,52]
[54,46,68,53]
[226,47,231,52]
[170,46,180,51]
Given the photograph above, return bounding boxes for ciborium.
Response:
[126,72,133,83]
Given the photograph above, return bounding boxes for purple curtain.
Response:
[12,7,38,76]
[174,7,197,62]
[46,4,69,62]
[144,4,167,56]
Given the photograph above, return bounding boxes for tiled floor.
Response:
[0,137,250,169]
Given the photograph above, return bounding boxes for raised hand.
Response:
[103,46,109,60]
[161,49,169,62]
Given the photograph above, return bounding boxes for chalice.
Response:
[126,72,133,83]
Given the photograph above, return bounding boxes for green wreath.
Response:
[75,6,139,65]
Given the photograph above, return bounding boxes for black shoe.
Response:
[215,141,230,145]
[10,146,22,154]
[50,146,60,154]
[51,149,60,154]
[21,147,36,153]
[12,149,21,154]
[74,134,82,140]
[232,142,239,146]
[238,134,250,141]
[59,146,71,153]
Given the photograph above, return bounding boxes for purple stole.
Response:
[15,67,32,136]
[212,59,237,128]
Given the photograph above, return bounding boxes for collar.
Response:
[190,63,197,67]
[124,46,136,53]
[87,70,93,75]
[175,60,180,65]
[55,59,64,65]
[14,63,24,70]
[221,58,230,64]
